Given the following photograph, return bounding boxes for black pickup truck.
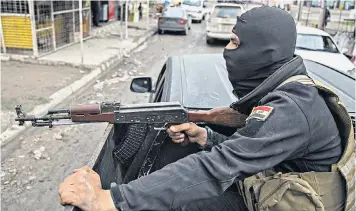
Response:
[65,53,355,211]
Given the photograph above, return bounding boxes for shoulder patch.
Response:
[246,106,274,122]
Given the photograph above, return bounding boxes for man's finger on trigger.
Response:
[170,123,191,133]
[167,129,179,136]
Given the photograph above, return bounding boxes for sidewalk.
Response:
[38,19,158,69]
[0,18,158,145]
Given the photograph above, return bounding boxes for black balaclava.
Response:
[223,6,298,99]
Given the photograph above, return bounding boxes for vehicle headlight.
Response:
[198,10,202,13]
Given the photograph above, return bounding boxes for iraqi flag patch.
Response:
[246,106,274,121]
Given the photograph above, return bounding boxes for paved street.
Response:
[1,21,226,211]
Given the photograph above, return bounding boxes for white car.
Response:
[206,3,245,44]
[181,0,207,23]
[295,26,355,75]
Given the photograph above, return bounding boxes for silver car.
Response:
[158,7,192,35]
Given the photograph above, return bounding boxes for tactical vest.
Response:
[238,75,355,211]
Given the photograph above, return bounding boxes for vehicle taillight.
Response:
[179,19,186,24]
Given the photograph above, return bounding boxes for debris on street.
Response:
[32,146,46,160]
[53,133,63,140]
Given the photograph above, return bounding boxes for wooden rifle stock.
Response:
[188,107,248,128]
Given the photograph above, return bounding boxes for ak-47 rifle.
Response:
[14,101,247,168]
[15,101,247,129]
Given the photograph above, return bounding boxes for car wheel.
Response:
[206,37,214,44]
[158,29,163,34]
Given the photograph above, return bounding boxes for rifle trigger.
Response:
[153,123,169,131]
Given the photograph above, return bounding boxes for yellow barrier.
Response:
[1,15,32,49]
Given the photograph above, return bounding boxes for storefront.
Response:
[0,0,91,57]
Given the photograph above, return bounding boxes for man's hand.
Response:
[167,123,207,146]
[58,166,117,211]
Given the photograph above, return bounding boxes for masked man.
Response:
[58,6,354,211]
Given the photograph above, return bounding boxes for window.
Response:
[155,64,166,88]
[296,34,339,53]
[212,6,242,18]
[162,8,184,18]
[154,79,165,102]
[152,65,166,102]
[182,10,187,18]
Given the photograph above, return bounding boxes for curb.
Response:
[0,21,158,69]
[0,27,157,147]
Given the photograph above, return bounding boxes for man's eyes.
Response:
[230,38,238,45]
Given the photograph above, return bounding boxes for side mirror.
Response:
[341,48,348,54]
[203,4,206,8]
[130,77,153,93]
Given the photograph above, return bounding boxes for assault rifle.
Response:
[15,101,247,129]
[14,101,247,163]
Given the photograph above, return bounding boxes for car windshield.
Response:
[182,0,202,7]
[212,6,242,18]
[296,34,339,53]
[162,8,184,17]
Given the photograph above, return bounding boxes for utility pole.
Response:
[296,0,303,22]
[79,0,84,66]
[120,0,124,39]
[125,0,128,39]
[318,0,327,30]
[146,0,149,30]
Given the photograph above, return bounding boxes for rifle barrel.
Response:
[15,115,71,121]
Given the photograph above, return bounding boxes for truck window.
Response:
[154,78,165,102]
[152,65,166,102]
[155,64,166,88]
[212,6,242,18]
[162,8,184,18]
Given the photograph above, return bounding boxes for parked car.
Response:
[206,3,245,44]
[181,0,207,23]
[64,54,355,211]
[294,26,355,76]
[158,7,192,35]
